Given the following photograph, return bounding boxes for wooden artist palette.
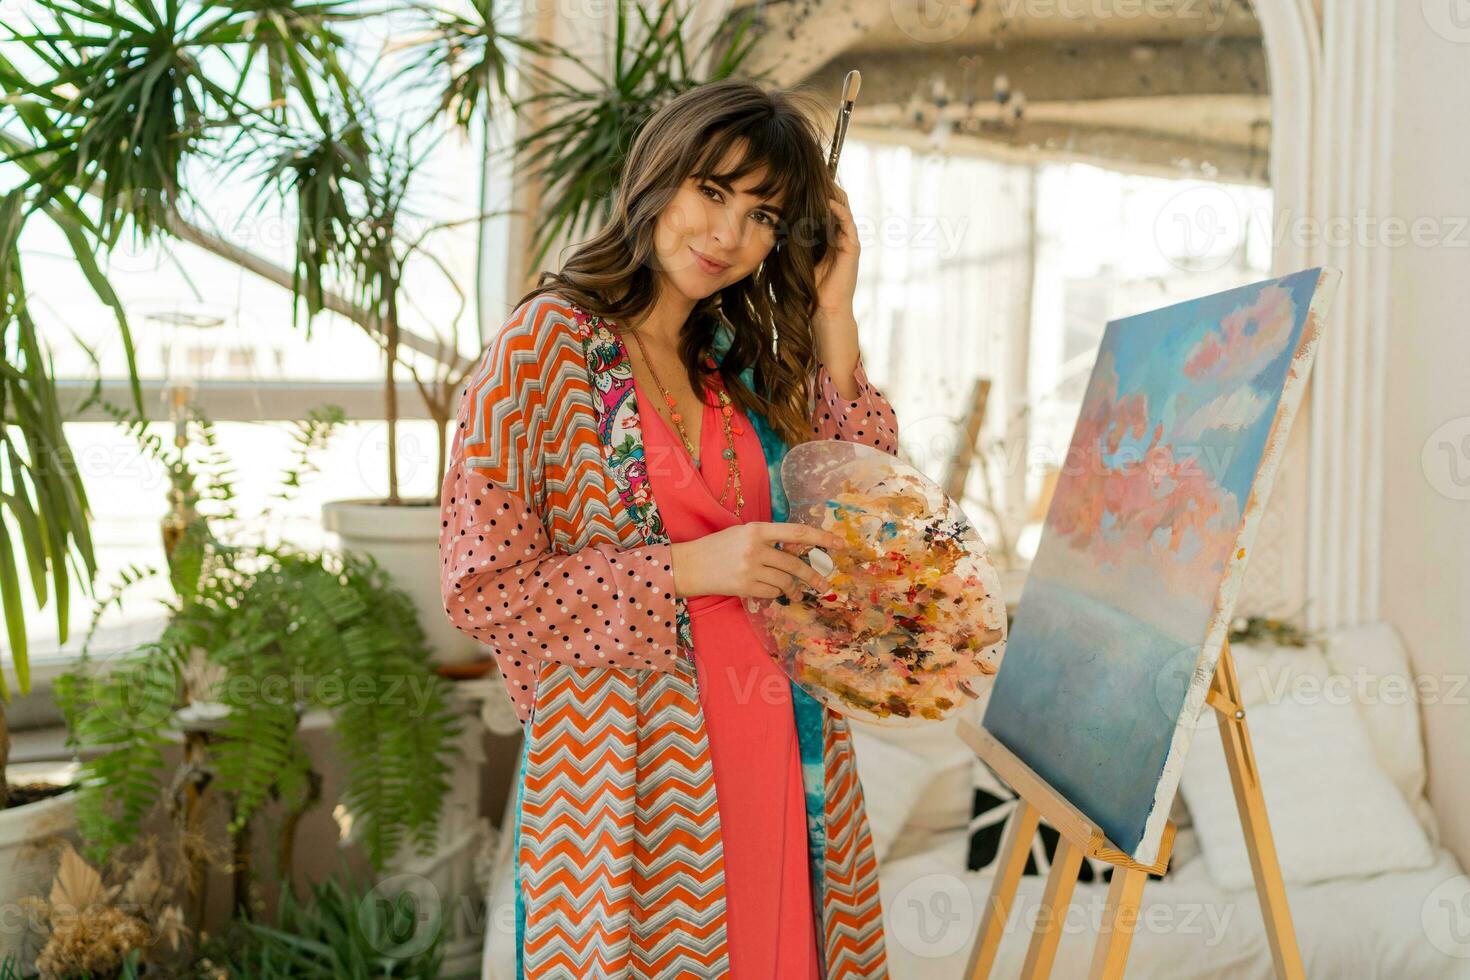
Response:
[742,441,1008,725]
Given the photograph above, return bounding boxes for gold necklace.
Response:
[630,330,746,515]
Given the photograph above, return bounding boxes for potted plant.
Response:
[310,0,766,667]
[0,0,560,664]
[0,177,117,959]
[54,402,461,943]
[0,0,770,668]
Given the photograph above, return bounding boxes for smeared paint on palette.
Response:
[982,267,1341,866]
[742,441,1008,725]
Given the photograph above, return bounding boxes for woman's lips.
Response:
[690,246,729,276]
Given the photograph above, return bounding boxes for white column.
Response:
[1305,0,1395,629]
[1253,0,1393,631]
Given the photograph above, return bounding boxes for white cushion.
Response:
[878,717,981,833]
[849,728,930,863]
[1179,645,1435,890]
[1319,623,1439,843]
[1227,640,1332,707]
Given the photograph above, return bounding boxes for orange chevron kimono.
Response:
[439,292,895,978]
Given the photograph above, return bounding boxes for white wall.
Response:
[1384,4,1470,870]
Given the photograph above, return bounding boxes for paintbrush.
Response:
[826,70,861,175]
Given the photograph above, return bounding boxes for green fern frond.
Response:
[216,700,305,832]
[63,403,458,871]
[273,406,347,507]
[54,653,180,864]
[77,561,163,660]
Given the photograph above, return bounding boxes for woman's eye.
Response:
[698,183,775,226]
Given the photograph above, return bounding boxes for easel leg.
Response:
[1020,834,1084,979]
[1211,642,1306,980]
[957,636,1307,980]
[1086,867,1147,980]
[967,800,1042,980]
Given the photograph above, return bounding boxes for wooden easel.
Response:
[942,378,992,502]
[955,641,1304,979]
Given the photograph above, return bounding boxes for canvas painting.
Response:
[981,267,1341,865]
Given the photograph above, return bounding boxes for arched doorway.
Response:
[744,0,1389,631]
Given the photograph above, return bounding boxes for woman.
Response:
[439,78,898,979]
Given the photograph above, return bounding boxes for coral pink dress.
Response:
[633,373,821,980]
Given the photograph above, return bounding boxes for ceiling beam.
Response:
[801,38,1266,108]
[744,0,900,86]
[845,120,1268,186]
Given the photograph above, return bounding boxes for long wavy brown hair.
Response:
[516,77,841,449]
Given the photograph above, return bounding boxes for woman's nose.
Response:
[709,204,739,249]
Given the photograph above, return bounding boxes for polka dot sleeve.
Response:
[811,351,900,455]
[439,467,681,693]
[437,300,682,726]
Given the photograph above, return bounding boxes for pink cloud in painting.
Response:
[1046,351,1242,602]
[1183,285,1296,387]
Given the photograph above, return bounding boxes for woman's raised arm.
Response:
[810,352,900,455]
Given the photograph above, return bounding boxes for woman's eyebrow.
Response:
[705,175,784,216]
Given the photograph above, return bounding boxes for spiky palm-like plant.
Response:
[0,0,547,779]
[511,0,766,270]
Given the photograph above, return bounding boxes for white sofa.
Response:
[869,623,1470,979]
[876,825,1466,978]
[480,624,1469,978]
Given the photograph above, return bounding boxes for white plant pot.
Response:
[0,761,81,968]
[323,497,483,665]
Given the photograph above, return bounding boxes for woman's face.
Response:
[650,150,786,302]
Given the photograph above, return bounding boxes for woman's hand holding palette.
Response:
[742,441,1008,725]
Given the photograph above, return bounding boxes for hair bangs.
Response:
[525,79,835,451]
[689,116,805,206]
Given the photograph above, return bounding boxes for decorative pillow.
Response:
[1319,623,1438,843]
[1227,640,1332,707]
[848,700,995,860]
[848,727,934,864]
[1179,647,1435,891]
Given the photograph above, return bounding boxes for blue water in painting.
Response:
[981,577,1198,856]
